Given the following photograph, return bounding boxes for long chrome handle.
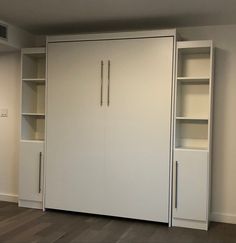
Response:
[107,60,111,106]
[100,61,104,106]
[175,161,178,209]
[38,152,42,193]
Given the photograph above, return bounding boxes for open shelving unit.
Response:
[21,48,46,142]
[172,40,214,231]
[19,47,46,210]
[174,41,212,151]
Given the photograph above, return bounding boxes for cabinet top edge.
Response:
[21,47,46,54]
[177,40,213,49]
[46,29,176,43]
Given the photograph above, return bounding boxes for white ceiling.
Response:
[0,0,236,34]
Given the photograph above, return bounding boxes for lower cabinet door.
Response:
[19,141,44,202]
[173,150,208,221]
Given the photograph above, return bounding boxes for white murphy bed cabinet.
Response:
[18,31,214,230]
[45,30,175,223]
[19,48,46,209]
[172,41,214,230]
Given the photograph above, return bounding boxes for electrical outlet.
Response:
[0,109,8,117]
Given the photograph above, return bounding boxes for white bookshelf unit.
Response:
[172,41,214,230]
[19,48,46,209]
[21,48,46,141]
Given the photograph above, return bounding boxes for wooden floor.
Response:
[0,202,236,243]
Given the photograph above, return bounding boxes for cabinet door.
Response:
[19,141,43,202]
[104,37,174,222]
[45,41,107,213]
[173,150,208,221]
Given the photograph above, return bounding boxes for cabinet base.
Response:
[18,199,43,209]
[172,218,208,230]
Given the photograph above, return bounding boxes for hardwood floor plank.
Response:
[0,202,236,243]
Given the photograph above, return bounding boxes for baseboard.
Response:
[0,193,18,203]
[211,212,236,224]
[18,199,43,209]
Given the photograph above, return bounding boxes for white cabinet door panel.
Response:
[104,37,174,222]
[19,141,43,202]
[46,37,174,223]
[46,41,107,213]
[173,150,208,221]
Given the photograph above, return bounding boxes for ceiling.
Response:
[0,0,236,35]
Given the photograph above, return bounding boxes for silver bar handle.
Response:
[175,161,178,209]
[100,61,104,106]
[107,60,111,106]
[38,152,42,193]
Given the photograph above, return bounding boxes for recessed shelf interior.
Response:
[22,53,46,79]
[176,81,209,118]
[21,50,46,141]
[177,47,211,78]
[175,119,208,150]
[22,81,45,114]
[22,78,46,83]
[21,115,45,141]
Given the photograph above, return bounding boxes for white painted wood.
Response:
[175,120,209,149]
[22,55,46,79]
[172,40,213,230]
[21,48,46,142]
[172,218,208,230]
[19,141,44,203]
[103,37,173,222]
[45,41,108,213]
[177,77,209,81]
[22,113,45,116]
[45,36,174,222]
[176,82,210,118]
[47,29,176,43]
[22,81,45,114]
[173,150,208,221]
[22,78,46,83]
[21,47,46,55]
[18,200,42,209]
[21,115,45,140]
[19,47,46,209]
[207,41,214,225]
[177,40,212,50]
[176,117,208,120]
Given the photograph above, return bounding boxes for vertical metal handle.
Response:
[107,60,111,106]
[100,61,104,106]
[175,161,178,209]
[38,152,42,193]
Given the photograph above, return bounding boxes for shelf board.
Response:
[22,113,45,117]
[176,117,208,121]
[177,77,210,83]
[22,78,46,84]
[21,139,44,143]
[175,146,209,152]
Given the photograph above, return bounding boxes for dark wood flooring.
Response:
[0,201,236,243]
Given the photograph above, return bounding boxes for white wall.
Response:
[0,52,20,202]
[0,19,35,50]
[178,25,236,224]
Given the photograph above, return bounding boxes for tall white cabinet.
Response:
[19,48,46,209]
[45,31,175,223]
[172,41,214,230]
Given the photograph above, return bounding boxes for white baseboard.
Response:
[0,193,18,203]
[18,199,43,209]
[211,212,236,224]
